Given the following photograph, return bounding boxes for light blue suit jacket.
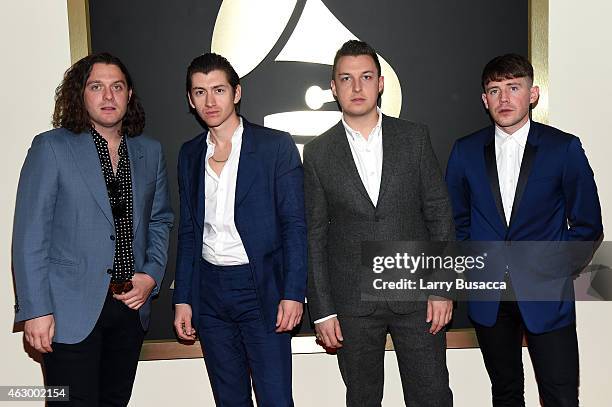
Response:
[13,128,174,344]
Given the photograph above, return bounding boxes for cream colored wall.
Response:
[1,1,610,406]
[549,2,612,406]
[0,1,71,406]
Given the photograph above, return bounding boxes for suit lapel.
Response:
[483,132,508,229]
[235,121,257,208]
[329,121,373,206]
[508,125,539,228]
[377,116,401,207]
[70,132,114,227]
[188,135,207,231]
[126,137,145,235]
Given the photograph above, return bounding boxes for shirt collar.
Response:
[90,126,127,154]
[495,119,530,148]
[342,107,382,142]
[90,126,125,144]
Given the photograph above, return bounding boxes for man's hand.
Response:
[315,317,343,349]
[114,273,156,310]
[174,303,196,340]
[427,296,453,334]
[24,314,55,353]
[276,300,303,332]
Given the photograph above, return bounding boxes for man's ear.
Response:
[529,85,540,105]
[481,93,489,110]
[187,92,195,109]
[233,85,242,105]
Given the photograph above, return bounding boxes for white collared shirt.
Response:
[314,109,383,325]
[342,108,383,206]
[201,118,249,265]
[495,120,530,225]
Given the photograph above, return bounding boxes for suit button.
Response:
[14,304,19,313]
[107,269,113,275]
[110,235,115,241]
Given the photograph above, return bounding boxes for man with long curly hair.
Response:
[12,52,174,406]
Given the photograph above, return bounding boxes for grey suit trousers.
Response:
[337,303,452,407]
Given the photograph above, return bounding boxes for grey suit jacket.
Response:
[12,128,174,344]
[303,115,454,321]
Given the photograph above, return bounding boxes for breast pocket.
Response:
[530,175,558,184]
[139,179,157,205]
[525,175,562,203]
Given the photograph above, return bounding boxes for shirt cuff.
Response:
[314,314,338,324]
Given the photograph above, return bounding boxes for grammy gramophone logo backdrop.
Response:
[89,0,528,340]
[211,0,402,143]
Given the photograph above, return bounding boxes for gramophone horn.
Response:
[211,0,298,78]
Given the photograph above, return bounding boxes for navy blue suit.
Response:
[446,121,602,406]
[446,121,602,333]
[173,119,307,406]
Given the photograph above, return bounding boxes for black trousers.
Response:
[473,301,579,407]
[43,292,145,407]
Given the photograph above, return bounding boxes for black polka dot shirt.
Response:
[91,128,135,283]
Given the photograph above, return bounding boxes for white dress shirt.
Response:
[202,118,249,265]
[495,120,530,225]
[343,107,383,206]
[314,109,383,324]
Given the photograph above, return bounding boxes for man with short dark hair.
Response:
[446,53,603,406]
[173,53,307,406]
[13,52,174,406]
[304,40,454,406]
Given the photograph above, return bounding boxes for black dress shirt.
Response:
[91,128,135,283]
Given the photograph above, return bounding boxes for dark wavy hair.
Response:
[186,53,240,93]
[481,53,534,89]
[52,52,145,136]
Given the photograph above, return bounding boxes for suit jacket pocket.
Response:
[529,175,558,183]
[264,246,284,283]
[48,257,78,267]
[48,262,83,295]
